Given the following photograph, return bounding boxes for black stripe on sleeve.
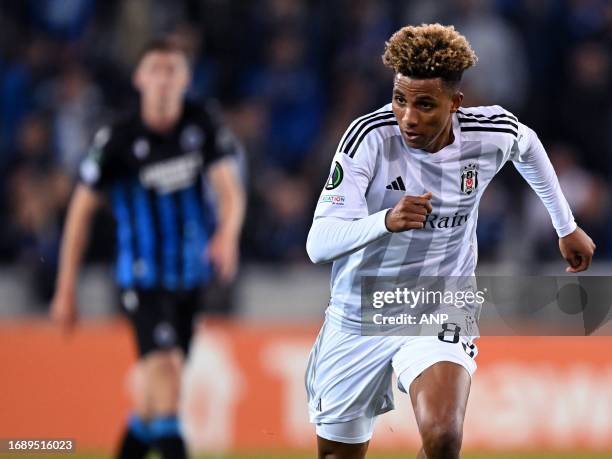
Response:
[347,121,398,158]
[457,109,518,122]
[460,126,518,137]
[457,117,519,130]
[340,112,394,153]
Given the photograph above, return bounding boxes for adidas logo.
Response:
[386,176,406,191]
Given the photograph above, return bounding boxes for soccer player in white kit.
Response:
[305,24,596,459]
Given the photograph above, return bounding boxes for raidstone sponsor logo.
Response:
[319,195,345,206]
[425,212,470,229]
[140,152,202,193]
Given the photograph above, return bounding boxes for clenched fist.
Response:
[385,192,433,232]
[559,227,596,273]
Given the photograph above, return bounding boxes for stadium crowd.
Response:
[1,0,611,303]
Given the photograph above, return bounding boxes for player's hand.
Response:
[559,227,596,273]
[206,230,239,284]
[50,288,78,332]
[385,192,433,232]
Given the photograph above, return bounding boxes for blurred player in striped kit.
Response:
[51,39,245,459]
[306,24,595,459]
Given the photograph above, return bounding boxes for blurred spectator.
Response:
[168,22,218,101]
[41,63,103,175]
[242,30,324,173]
[109,0,153,70]
[0,39,54,161]
[559,41,612,175]
[566,0,611,41]
[6,114,71,301]
[332,0,394,75]
[27,0,96,42]
[248,171,311,263]
[475,182,511,262]
[454,0,529,111]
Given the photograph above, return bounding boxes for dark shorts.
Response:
[119,288,200,357]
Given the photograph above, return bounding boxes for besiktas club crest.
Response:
[461,163,478,195]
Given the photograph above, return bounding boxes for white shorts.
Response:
[305,320,478,444]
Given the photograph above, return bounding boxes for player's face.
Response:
[392,73,462,153]
[134,51,190,108]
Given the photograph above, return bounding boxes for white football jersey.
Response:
[313,103,574,333]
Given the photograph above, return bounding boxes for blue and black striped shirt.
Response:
[79,102,239,291]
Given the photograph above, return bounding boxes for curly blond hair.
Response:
[382,23,477,84]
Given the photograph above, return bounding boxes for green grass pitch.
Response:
[8,452,611,459]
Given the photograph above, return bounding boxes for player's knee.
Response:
[317,435,368,459]
[420,418,462,458]
[143,351,184,414]
[318,442,368,459]
[145,350,183,379]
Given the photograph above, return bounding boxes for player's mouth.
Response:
[403,131,422,143]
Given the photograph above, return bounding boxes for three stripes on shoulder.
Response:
[457,109,518,137]
[339,110,396,158]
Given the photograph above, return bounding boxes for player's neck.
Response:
[425,120,454,153]
[141,101,183,134]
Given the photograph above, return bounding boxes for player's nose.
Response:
[401,108,419,128]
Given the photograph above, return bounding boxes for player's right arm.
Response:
[50,186,102,330]
[306,117,432,264]
[51,125,118,330]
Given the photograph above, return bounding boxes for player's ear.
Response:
[451,91,463,113]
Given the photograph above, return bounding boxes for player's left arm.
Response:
[511,123,596,272]
[206,157,245,283]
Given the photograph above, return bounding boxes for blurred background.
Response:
[1,0,612,457]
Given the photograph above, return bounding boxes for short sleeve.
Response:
[314,131,379,220]
[78,125,121,191]
[203,103,244,168]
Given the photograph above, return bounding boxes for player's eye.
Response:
[418,101,434,110]
[394,95,406,104]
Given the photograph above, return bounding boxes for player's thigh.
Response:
[408,361,471,435]
[392,336,475,440]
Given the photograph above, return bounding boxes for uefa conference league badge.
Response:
[325,161,344,190]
